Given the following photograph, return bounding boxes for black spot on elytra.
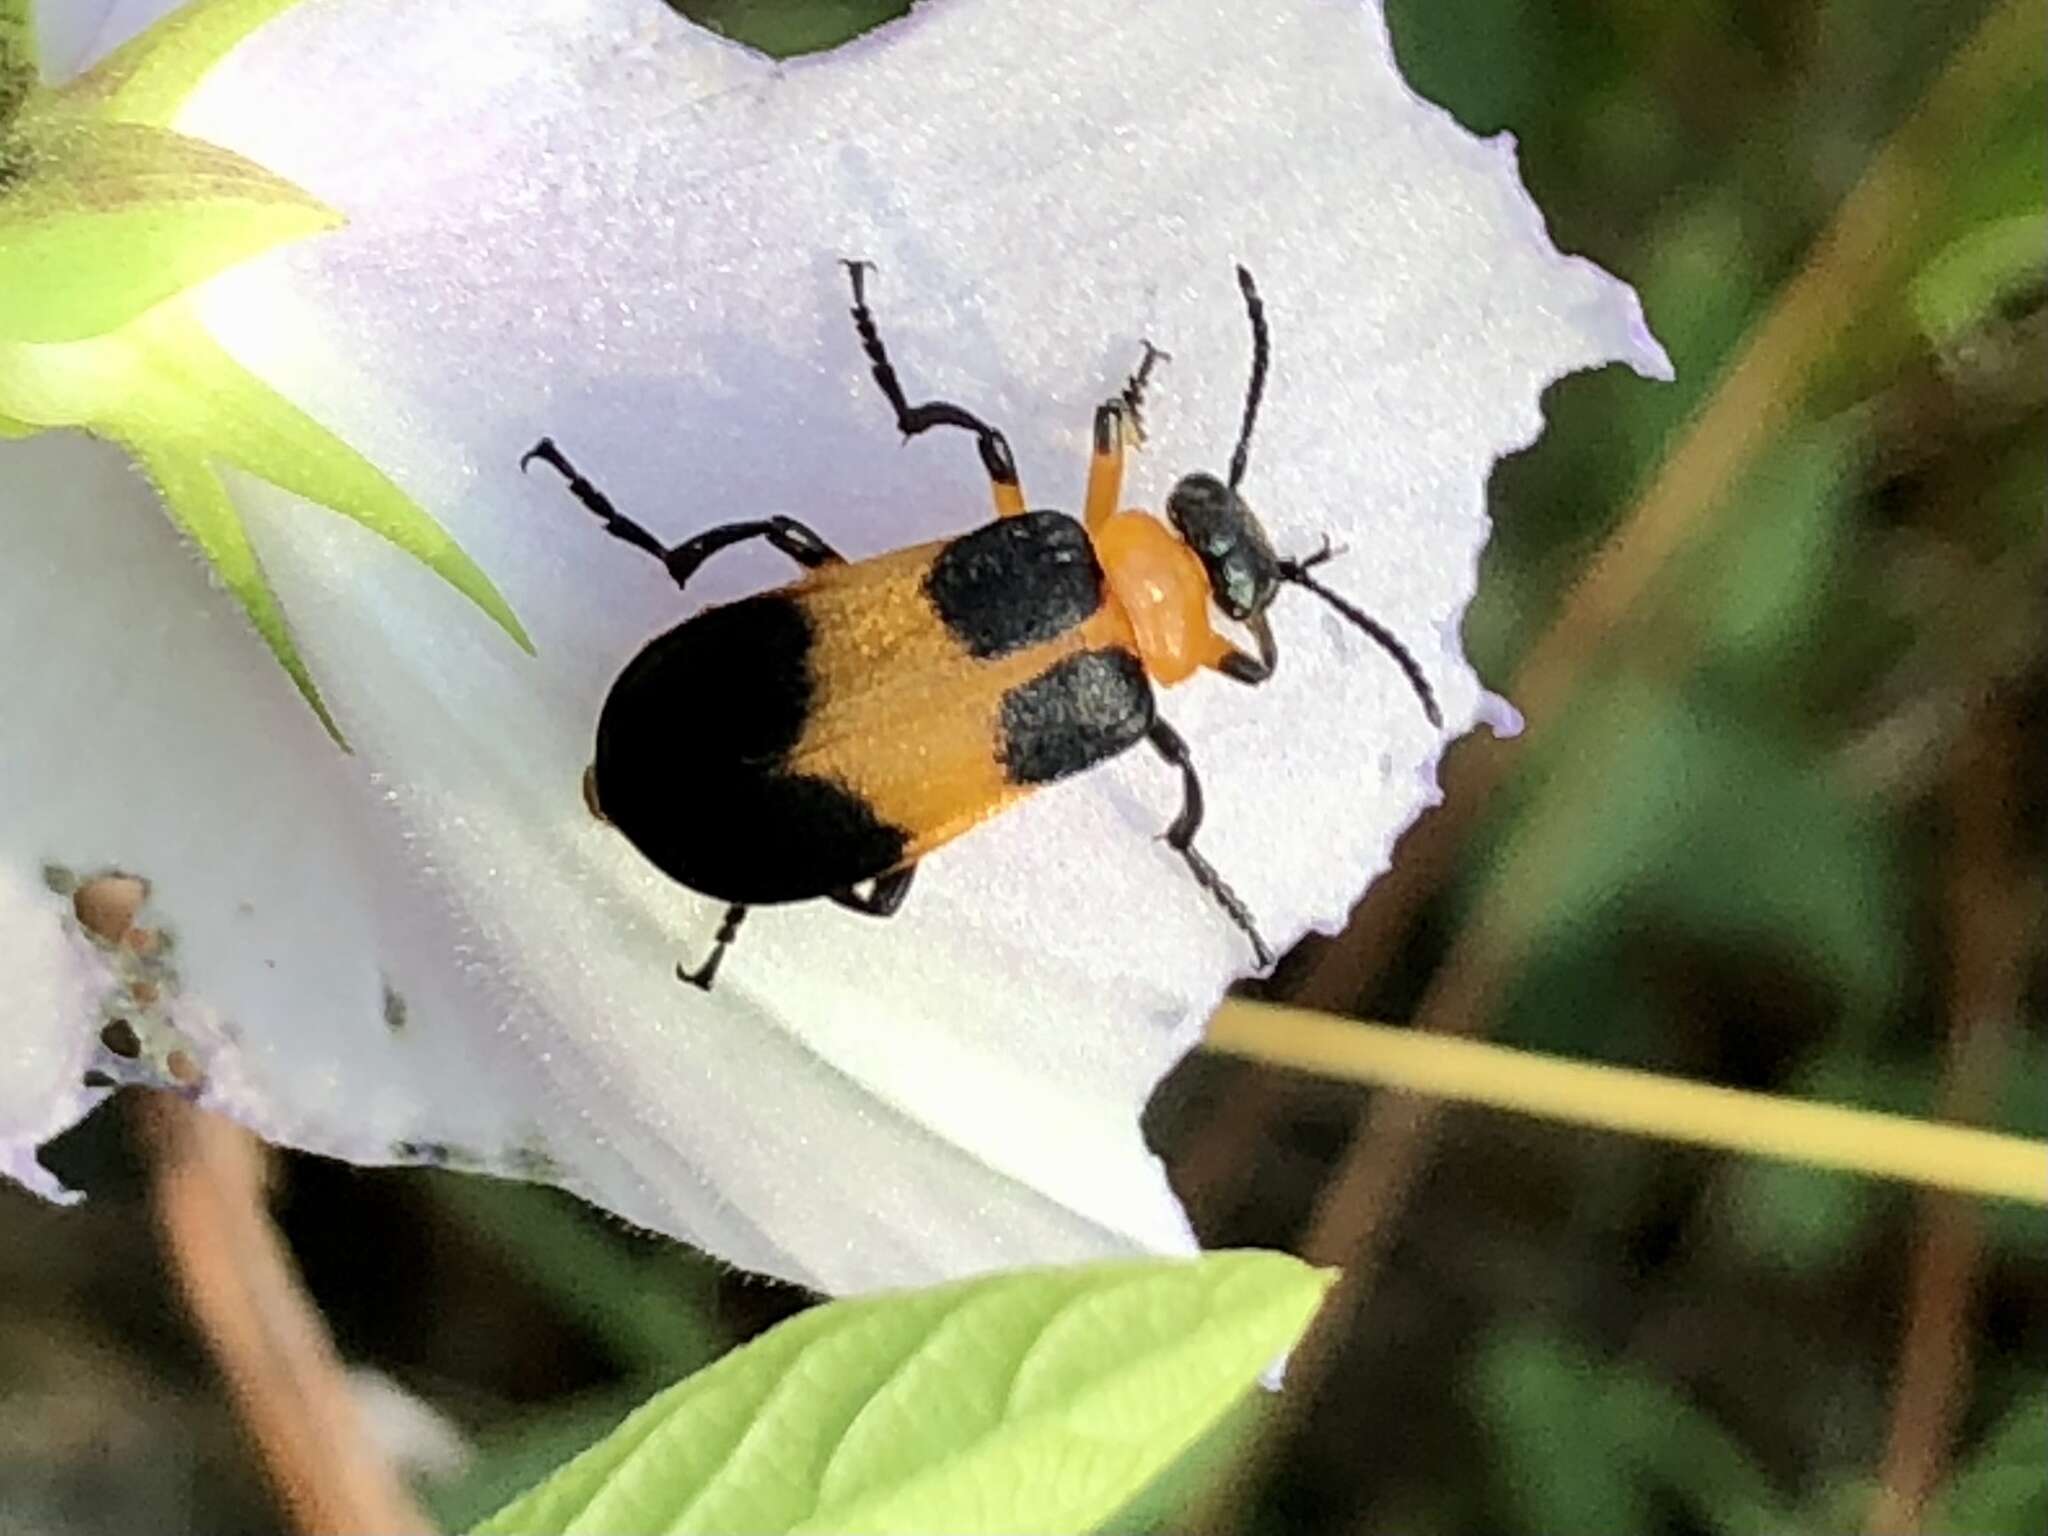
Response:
[599,591,816,782]
[999,648,1154,785]
[99,1020,142,1059]
[924,511,1103,658]
[644,769,908,904]
[591,590,909,904]
[381,980,407,1033]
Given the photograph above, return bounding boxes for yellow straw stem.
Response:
[1205,1002,2048,1207]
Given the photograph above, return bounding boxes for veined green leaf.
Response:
[61,0,308,128]
[0,115,337,343]
[475,1253,1331,1536]
[124,434,342,741]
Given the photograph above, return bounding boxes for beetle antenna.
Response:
[1227,265,1268,493]
[1277,560,1443,728]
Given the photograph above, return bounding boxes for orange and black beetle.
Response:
[524,264,1440,988]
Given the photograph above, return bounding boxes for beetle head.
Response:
[1165,471,1281,620]
[1175,266,1442,728]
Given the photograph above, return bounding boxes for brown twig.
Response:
[136,1095,438,1536]
[1868,697,2035,1534]
[1171,1069,1290,1235]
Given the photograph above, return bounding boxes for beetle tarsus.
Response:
[521,436,670,564]
[1147,719,1274,968]
[840,260,1025,517]
[678,903,749,991]
[1118,341,1171,445]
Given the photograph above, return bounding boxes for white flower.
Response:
[1,0,1667,1293]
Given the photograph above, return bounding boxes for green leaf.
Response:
[1474,1329,1658,1534]
[474,1252,1331,1536]
[0,115,338,342]
[1721,1158,1878,1274]
[430,1177,725,1376]
[124,433,343,741]
[1935,1390,2048,1535]
[1911,214,2048,349]
[61,0,310,128]
[429,1386,673,1536]
[1098,1394,1264,1534]
[1474,1328,1791,1536]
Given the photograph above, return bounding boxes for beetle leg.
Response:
[1146,720,1274,968]
[660,516,841,589]
[523,438,843,593]
[828,865,917,918]
[678,903,748,991]
[841,260,1026,520]
[1082,402,1127,532]
[1209,613,1278,686]
[521,436,670,562]
[1118,340,1170,444]
[1084,343,1168,530]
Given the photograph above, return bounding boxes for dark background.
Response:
[4,2,2042,1532]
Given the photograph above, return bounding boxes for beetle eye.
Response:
[1165,473,1235,550]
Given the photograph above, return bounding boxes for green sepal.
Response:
[2,303,531,744]
[101,307,533,660]
[475,1252,1332,1536]
[0,113,339,343]
[125,433,344,741]
[58,0,308,128]
[0,0,532,740]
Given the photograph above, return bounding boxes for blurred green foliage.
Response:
[1473,1327,1792,1535]
[1263,0,2043,1531]
[4,3,2039,1535]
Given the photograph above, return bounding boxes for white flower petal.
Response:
[27,0,126,79]
[0,432,595,1200]
[3,0,1666,1293]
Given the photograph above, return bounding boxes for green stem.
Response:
[1206,1001,2048,1206]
